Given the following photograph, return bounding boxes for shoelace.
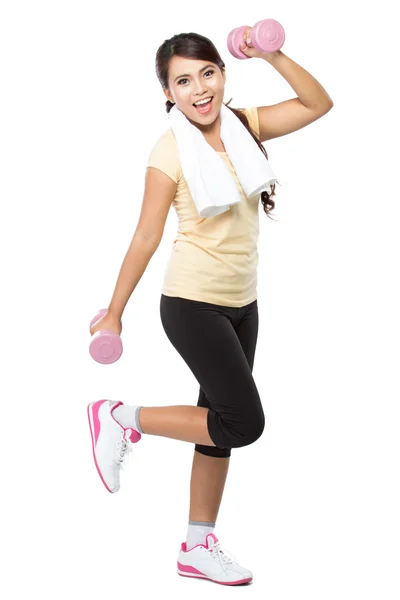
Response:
[208,541,239,572]
[115,429,133,469]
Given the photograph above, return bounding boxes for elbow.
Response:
[132,231,161,252]
[318,100,334,116]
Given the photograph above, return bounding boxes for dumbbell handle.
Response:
[243,26,255,48]
[90,309,123,333]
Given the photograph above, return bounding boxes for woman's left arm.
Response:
[241,39,334,141]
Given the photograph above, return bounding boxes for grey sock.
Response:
[112,404,144,434]
[186,521,216,551]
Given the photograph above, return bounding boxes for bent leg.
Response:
[159,295,264,450]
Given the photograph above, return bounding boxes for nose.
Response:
[193,79,208,96]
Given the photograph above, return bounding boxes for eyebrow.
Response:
[174,64,215,83]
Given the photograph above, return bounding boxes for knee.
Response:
[225,406,265,449]
[243,410,265,446]
[253,411,265,443]
[208,398,265,450]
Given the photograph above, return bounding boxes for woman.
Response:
[87,31,333,585]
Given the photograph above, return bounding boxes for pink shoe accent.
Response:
[181,532,219,553]
[206,533,219,547]
[92,400,107,445]
[87,401,113,494]
[128,429,141,443]
[177,562,206,576]
[177,562,252,586]
[181,541,204,552]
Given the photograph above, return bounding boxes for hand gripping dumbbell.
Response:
[89,309,123,364]
[227,18,285,60]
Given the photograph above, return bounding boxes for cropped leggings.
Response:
[160,294,265,458]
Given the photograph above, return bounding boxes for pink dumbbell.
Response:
[89,309,123,364]
[227,18,285,60]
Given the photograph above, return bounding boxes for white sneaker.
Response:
[87,400,141,493]
[177,533,253,586]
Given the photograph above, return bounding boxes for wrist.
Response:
[107,306,123,321]
[262,49,284,63]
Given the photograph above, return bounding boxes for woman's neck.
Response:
[188,112,221,136]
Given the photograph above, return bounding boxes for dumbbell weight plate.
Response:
[89,309,123,364]
[89,331,123,364]
[227,26,252,60]
[251,19,285,53]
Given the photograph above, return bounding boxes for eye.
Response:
[177,70,214,85]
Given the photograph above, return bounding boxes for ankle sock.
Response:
[112,404,144,434]
[186,520,216,551]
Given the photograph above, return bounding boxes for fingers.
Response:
[240,27,252,51]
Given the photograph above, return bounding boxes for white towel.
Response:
[168,103,278,217]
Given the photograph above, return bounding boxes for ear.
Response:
[163,88,174,104]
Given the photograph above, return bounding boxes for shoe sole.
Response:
[87,400,115,494]
[177,569,252,586]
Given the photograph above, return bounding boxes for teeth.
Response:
[194,97,212,106]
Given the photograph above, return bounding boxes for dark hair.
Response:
[155,32,278,219]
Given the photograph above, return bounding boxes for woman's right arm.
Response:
[107,167,177,320]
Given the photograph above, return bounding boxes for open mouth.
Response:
[193,97,214,114]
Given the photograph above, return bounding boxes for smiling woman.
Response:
[87,27,333,589]
[154,32,277,218]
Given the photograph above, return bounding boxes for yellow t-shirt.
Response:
[147,107,261,308]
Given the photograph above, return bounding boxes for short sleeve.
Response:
[146,129,181,183]
[242,107,260,141]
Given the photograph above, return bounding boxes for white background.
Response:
[1,0,399,598]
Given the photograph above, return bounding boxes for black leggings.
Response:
[160,294,265,458]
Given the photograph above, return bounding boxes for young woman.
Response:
[87,31,333,586]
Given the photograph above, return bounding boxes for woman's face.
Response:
[165,56,226,129]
